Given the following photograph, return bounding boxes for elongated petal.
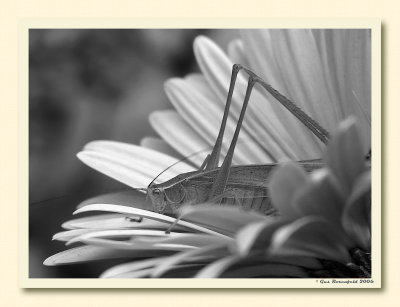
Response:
[109,264,205,278]
[342,170,371,250]
[151,244,228,277]
[194,35,306,160]
[52,229,95,242]
[67,229,185,245]
[102,268,155,278]
[178,205,268,236]
[62,214,150,230]
[43,246,173,266]
[149,110,210,167]
[69,231,229,250]
[78,150,151,189]
[268,30,339,131]
[180,75,273,163]
[78,141,195,188]
[269,162,309,217]
[324,117,368,195]
[240,29,323,157]
[76,190,148,209]
[313,29,371,139]
[227,39,249,68]
[101,257,169,278]
[140,137,184,160]
[293,168,345,222]
[67,230,197,252]
[83,140,195,177]
[194,255,240,278]
[165,77,270,164]
[270,216,351,263]
[194,255,310,278]
[74,204,230,238]
[234,219,287,256]
[240,30,288,95]
[153,233,232,247]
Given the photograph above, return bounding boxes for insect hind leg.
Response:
[206,64,331,214]
[240,67,330,144]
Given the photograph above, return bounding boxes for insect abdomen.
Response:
[215,184,273,215]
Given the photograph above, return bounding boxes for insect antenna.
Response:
[147,138,259,187]
[148,147,214,187]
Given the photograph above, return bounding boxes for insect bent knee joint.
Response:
[232,63,242,72]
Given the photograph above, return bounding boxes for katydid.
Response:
[147,64,329,215]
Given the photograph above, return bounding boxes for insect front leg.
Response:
[124,216,143,223]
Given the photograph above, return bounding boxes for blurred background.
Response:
[29,29,239,278]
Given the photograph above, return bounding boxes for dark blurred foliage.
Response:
[29,29,238,277]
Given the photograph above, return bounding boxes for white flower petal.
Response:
[240,29,324,157]
[268,30,339,130]
[240,30,289,95]
[62,214,145,230]
[324,117,368,195]
[84,140,195,177]
[166,77,271,164]
[178,204,268,236]
[140,136,184,160]
[342,170,371,250]
[269,162,309,217]
[149,110,210,167]
[313,29,371,140]
[107,264,204,278]
[67,229,195,252]
[78,141,195,188]
[293,168,345,222]
[43,246,169,266]
[154,233,232,247]
[78,150,152,189]
[76,190,148,209]
[194,35,306,160]
[74,204,230,238]
[151,244,228,278]
[227,38,249,68]
[270,216,351,263]
[235,219,287,256]
[52,229,94,242]
[101,257,169,278]
[194,256,310,278]
[101,268,155,278]
[194,255,240,278]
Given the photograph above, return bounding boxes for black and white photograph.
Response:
[28,28,375,282]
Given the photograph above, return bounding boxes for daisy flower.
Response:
[52,117,369,278]
[44,29,371,278]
